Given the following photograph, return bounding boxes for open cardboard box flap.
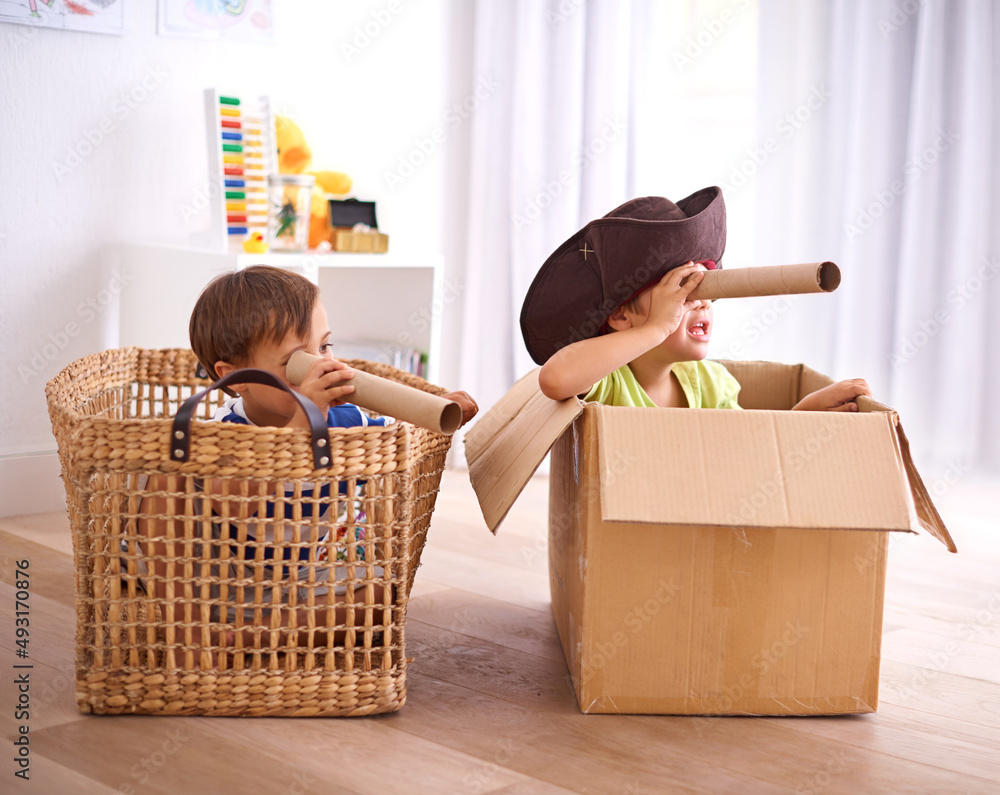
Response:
[466,366,956,551]
[465,368,584,533]
[856,395,957,551]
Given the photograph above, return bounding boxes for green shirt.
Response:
[583,360,742,409]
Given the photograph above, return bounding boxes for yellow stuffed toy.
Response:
[275,115,353,249]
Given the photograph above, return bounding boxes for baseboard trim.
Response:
[0,451,65,518]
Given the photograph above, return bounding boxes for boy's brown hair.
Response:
[189,266,318,392]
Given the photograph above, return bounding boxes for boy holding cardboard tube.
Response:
[137,265,476,663]
[190,266,477,428]
[524,188,870,410]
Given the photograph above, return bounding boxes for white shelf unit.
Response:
[108,243,444,385]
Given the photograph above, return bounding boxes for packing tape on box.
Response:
[688,262,841,301]
[286,351,462,435]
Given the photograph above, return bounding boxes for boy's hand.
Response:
[442,390,479,427]
[645,262,707,339]
[793,378,872,412]
[294,357,356,413]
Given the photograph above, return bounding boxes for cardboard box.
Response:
[466,361,956,715]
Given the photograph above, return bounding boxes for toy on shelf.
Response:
[274,115,360,249]
[331,224,389,253]
[267,173,314,251]
[204,88,276,251]
[241,230,269,254]
[328,199,388,252]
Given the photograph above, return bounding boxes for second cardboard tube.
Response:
[286,351,462,435]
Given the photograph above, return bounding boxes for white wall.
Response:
[0,0,473,515]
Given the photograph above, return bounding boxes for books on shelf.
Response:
[333,340,428,378]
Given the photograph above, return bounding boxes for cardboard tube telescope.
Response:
[687,262,841,301]
[286,351,462,436]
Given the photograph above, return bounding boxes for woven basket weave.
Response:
[46,347,451,717]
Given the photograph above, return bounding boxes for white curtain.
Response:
[754,0,999,475]
[454,0,998,477]
[456,0,646,414]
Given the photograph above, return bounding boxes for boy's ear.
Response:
[213,360,244,392]
[606,305,632,332]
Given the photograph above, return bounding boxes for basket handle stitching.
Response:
[170,368,332,469]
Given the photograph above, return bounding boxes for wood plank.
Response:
[407,576,453,600]
[765,699,1000,784]
[485,785,577,795]
[1,658,79,734]
[879,659,1000,726]
[0,528,78,610]
[30,717,364,795]
[408,587,565,663]
[29,709,569,795]
[0,510,74,557]
[415,545,552,613]
[398,672,763,795]
[0,583,78,672]
[191,712,568,795]
[882,627,1000,686]
[429,513,551,574]
[401,619,995,794]
[886,567,1000,616]
[11,753,120,794]
[882,605,1000,650]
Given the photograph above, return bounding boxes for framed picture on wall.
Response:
[157,0,273,42]
[0,0,124,35]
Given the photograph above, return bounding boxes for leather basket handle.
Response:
[170,369,332,470]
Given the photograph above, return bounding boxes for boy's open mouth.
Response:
[687,319,711,340]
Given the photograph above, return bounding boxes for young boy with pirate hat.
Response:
[521,186,870,410]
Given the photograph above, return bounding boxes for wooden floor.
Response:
[2,469,999,794]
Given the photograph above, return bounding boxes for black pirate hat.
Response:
[520,186,726,364]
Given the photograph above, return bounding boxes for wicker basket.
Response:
[46,347,451,717]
